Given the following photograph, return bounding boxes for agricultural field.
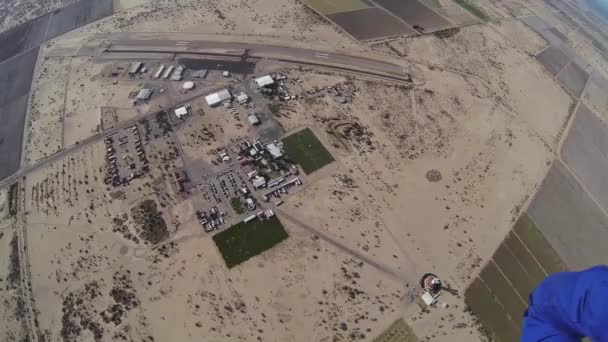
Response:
[3,0,608,340]
[213,216,289,268]
[464,213,567,342]
[282,128,335,174]
[373,319,419,342]
[453,0,490,22]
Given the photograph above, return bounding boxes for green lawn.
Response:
[453,0,490,21]
[212,216,288,268]
[282,128,335,175]
[230,197,245,214]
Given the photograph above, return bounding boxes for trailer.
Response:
[153,65,165,79]
[162,65,175,79]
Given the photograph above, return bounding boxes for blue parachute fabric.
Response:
[522,265,608,341]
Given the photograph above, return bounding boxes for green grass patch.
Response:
[453,0,490,21]
[230,197,245,214]
[213,216,288,268]
[301,0,370,15]
[373,318,418,342]
[282,128,335,175]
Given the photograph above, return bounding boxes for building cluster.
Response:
[129,62,187,81]
[126,61,207,105]
[256,73,297,101]
[104,125,149,187]
[243,209,275,224]
[235,139,302,197]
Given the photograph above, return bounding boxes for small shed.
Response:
[129,62,143,75]
[252,176,266,188]
[236,92,249,104]
[136,88,152,101]
[248,113,260,126]
[174,106,189,119]
[255,75,274,88]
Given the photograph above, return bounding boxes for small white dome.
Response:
[182,81,195,90]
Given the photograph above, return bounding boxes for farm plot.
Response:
[282,128,335,174]
[213,216,289,268]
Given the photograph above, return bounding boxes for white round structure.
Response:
[182,81,195,90]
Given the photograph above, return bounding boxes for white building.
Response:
[266,143,283,159]
[129,62,143,75]
[153,65,165,79]
[162,65,175,79]
[205,89,232,107]
[252,176,266,188]
[236,92,249,104]
[248,113,260,126]
[136,88,152,101]
[174,106,189,119]
[255,75,274,88]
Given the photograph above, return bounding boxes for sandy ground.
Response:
[21,137,407,341]
[491,19,548,55]
[7,0,602,340]
[272,66,552,339]
[59,0,362,52]
[376,24,574,147]
[23,55,70,165]
[0,216,27,342]
[175,103,249,163]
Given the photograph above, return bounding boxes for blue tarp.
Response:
[522,265,608,341]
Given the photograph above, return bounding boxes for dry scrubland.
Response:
[5,0,594,340]
[64,0,362,51]
[491,19,548,55]
[24,56,70,165]
[0,215,27,341]
[377,24,574,146]
[20,139,406,341]
[271,62,553,339]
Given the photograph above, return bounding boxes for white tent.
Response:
[205,89,232,106]
[255,75,274,88]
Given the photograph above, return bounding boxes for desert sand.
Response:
[3,0,605,341]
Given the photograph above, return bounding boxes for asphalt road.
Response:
[104,38,412,82]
